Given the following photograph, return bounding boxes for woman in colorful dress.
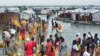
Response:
[55,38,61,56]
[46,39,53,56]
[25,38,33,56]
[71,40,79,56]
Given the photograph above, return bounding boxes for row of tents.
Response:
[0,7,35,19]
[58,8,100,21]
[0,7,52,19]
[1,7,100,21]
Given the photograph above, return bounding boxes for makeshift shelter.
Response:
[84,9,100,21]
[20,9,35,20]
[92,12,100,21]
[66,8,100,21]
[58,9,86,19]
[7,7,20,13]
[0,8,5,13]
[40,9,51,15]
[58,12,71,18]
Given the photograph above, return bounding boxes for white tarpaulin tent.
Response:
[65,8,100,21]
[65,10,75,13]
[74,8,85,13]
[41,9,51,15]
[85,9,100,14]
[0,8,5,13]
[20,9,35,19]
[93,12,100,21]
[65,8,87,13]
[65,9,88,20]
[85,9,100,21]
[22,9,35,15]
[7,7,20,13]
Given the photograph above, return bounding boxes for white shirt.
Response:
[3,31,11,41]
[3,31,10,38]
[10,28,16,34]
[59,29,63,33]
[83,51,90,56]
[72,44,79,51]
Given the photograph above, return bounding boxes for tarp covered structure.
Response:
[20,9,35,19]
[41,9,51,15]
[93,12,100,21]
[7,7,20,13]
[65,8,100,14]
[0,8,5,13]
[65,8,100,21]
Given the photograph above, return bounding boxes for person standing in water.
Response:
[47,13,50,23]
[71,40,79,56]
[49,35,54,44]
[51,19,54,30]
[94,33,99,46]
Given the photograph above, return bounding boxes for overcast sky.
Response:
[0,0,100,6]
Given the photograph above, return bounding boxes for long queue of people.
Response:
[2,14,100,56]
[2,14,68,56]
[71,32,100,56]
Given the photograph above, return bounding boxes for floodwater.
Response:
[39,15,100,52]
[55,21,100,52]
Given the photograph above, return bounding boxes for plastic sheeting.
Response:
[20,9,35,19]
[93,12,100,21]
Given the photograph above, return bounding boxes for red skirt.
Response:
[20,30,25,40]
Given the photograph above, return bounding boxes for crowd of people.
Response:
[2,14,68,56]
[71,32,100,56]
[1,14,100,56]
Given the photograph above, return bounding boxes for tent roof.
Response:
[74,8,85,13]
[65,8,86,13]
[65,10,75,13]
[7,7,20,13]
[22,9,35,15]
[8,8,19,11]
[65,8,100,14]
[85,9,100,14]
[0,8,5,13]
